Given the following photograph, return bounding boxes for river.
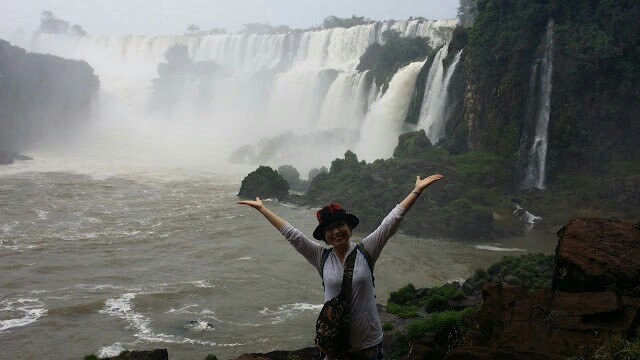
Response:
[0,153,558,359]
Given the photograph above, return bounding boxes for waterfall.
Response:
[417,48,463,144]
[518,19,554,190]
[4,19,458,173]
[355,61,426,161]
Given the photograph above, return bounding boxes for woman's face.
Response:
[323,220,352,247]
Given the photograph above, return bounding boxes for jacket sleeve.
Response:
[360,204,407,263]
[280,223,325,272]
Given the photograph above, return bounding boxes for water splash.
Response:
[420,49,463,144]
[356,61,426,161]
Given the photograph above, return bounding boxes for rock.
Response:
[13,153,33,161]
[0,40,98,155]
[104,349,168,360]
[238,166,290,200]
[0,150,13,165]
[457,218,640,358]
[406,339,446,360]
[231,347,321,360]
[448,295,480,310]
[554,218,640,293]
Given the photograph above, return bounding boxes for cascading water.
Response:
[355,61,426,161]
[4,19,458,173]
[417,48,463,144]
[518,19,554,190]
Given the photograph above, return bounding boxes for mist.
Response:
[1,2,458,175]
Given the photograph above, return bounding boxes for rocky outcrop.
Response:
[237,165,290,200]
[448,217,640,360]
[104,349,168,360]
[0,39,98,156]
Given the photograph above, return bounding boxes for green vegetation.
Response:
[204,355,218,360]
[391,331,411,359]
[83,356,99,360]
[277,165,309,192]
[548,1,640,177]
[406,307,478,339]
[357,30,432,91]
[303,130,518,240]
[39,10,87,36]
[386,301,420,318]
[382,321,394,331]
[476,253,554,291]
[322,15,373,29]
[387,283,465,317]
[241,23,291,34]
[567,336,640,360]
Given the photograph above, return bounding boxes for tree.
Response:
[186,24,200,34]
[458,0,478,27]
[241,23,290,35]
[322,15,372,29]
[38,10,70,34]
[433,26,454,47]
[70,24,87,36]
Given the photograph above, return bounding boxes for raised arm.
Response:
[399,174,444,211]
[237,197,286,231]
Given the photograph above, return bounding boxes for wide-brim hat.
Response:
[313,203,359,240]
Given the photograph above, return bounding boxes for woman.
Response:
[238,173,444,359]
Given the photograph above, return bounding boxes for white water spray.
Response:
[520,20,554,190]
[4,19,458,172]
[355,61,426,161]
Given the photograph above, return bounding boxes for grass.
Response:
[566,336,640,360]
[406,307,479,339]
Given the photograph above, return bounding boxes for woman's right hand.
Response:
[237,197,264,210]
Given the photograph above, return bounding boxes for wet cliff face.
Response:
[450,0,639,184]
[0,39,99,154]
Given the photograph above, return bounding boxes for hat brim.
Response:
[313,213,359,240]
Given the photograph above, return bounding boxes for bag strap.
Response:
[355,243,375,287]
[320,243,375,288]
[340,247,358,297]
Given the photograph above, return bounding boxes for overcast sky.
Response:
[1,0,459,36]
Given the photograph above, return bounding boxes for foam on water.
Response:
[98,342,126,358]
[0,298,47,333]
[187,319,215,332]
[259,302,323,324]
[100,293,223,347]
[473,245,526,252]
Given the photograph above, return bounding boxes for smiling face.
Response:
[323,220,352,248]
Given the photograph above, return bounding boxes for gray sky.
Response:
[1,0,459,36]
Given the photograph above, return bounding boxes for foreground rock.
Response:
[104,349,168,360]
[232,347,321,360]
[447,217,640,360]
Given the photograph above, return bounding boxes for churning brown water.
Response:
[0,154,557,359]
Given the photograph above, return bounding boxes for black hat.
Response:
[312,203,359,240]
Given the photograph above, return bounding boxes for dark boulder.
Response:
[0,150,13,165]
[104,349,168,360]
[459,218,640,358]
[554,218,640,294]
[238,166,290,201]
